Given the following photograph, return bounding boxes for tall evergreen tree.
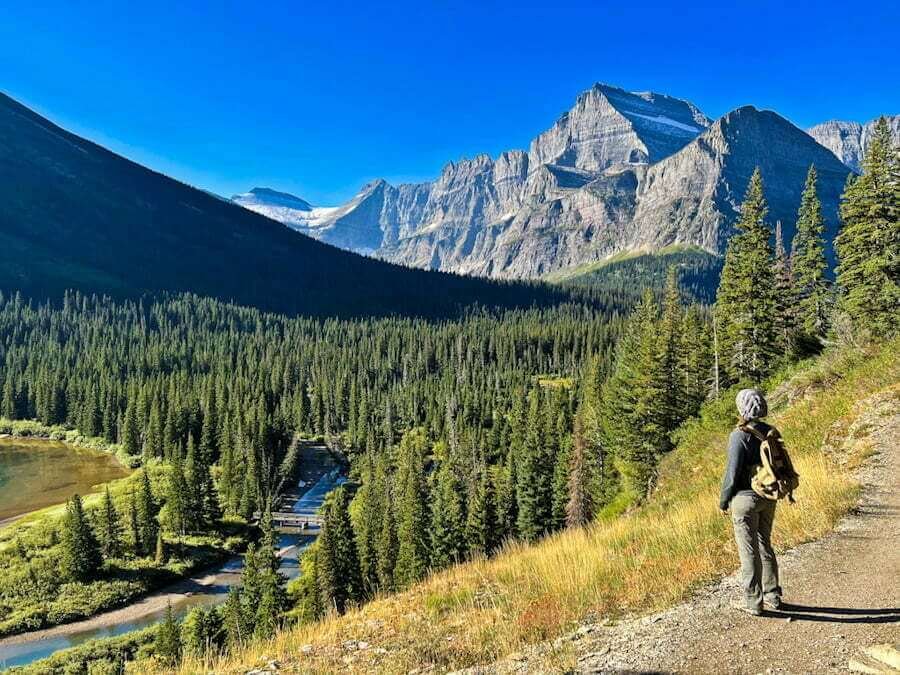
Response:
[121,399,141,457]
[516,388,552,541]
[128,487,142,556]
[317,486,363,613]
[137,470,159,557]
[465,468,498,555]
[155,603,182,666]
[565,415,594,527]
[59,494,102,581]
[601,291,669,498]
[678,307,712,416]
[145,398,164,460]
[375,492,398,592]
[658,266,685,427]
[393,429,429,589]
[96,485,123,559]
[791,165,831,339]
[349,454,381,594]
[429,457,467,569]
[773,220,799,354]
[715,168,779,383]
[166,444,189,536]
[223,587,248,651]
[836,117,900,336]
[181,606,222,659]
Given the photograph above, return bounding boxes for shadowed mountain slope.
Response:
[0,93,576,318]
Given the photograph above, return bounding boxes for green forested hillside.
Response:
[0,93,598,319]
[551,246,723,305]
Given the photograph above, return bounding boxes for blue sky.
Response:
[3,1,898,204]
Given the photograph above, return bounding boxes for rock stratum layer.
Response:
[234,83,890,279]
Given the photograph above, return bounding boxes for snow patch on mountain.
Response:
[625,112,705,134]
[232,188,340,230]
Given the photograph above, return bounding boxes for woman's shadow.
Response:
[766,603,900,623]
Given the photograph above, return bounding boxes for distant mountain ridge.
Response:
[807,116,900,173]
[0,92,575,318]
[236,83,859,279]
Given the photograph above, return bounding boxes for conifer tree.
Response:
[181,606,222,658]
[146,398,164,460]
[155,603,182,666]
[429,458,467,569]
[550,435,572,531]
[253,509,288,638]
[715,168,779,383]
[122,399,141,457]
[375,494,397,592]
[465,468,497,555]
[137,470,159,557]
[317,486,363,613]
[59,494,102,581]
[393,428,429,588]
[349,454,380,593]
[516,388,552,541]
[128,487,142,556]
[565,415,594,527]
[678,307,712,416]
[1,377,17,419]
[791,165,831,339]
[773,221,799,354]
[166,444,189,536]
[155,530,167,564]
[96,485,123,559]
[658,266,686,427]
[601,291,669,498]
[836,118,900,336]
[223,587,247,651]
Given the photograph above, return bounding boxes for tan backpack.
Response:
[740,423,800,503]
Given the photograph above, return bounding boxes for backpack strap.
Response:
[739,423,767,442]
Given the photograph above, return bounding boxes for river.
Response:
[0,443,345,669]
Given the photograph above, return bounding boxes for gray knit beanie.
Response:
[736,388,768,421]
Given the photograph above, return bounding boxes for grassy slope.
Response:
[153,339,898,674]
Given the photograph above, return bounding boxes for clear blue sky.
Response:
[3,1,898,204]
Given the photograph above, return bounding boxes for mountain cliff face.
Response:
[236,83,855,279]
[807,116,900,172]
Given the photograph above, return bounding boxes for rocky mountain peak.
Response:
[807,116,900,172]
[528,82,709,174]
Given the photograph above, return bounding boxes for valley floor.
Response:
[488,386,900,674]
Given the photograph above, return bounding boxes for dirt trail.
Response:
[568,388,900,674]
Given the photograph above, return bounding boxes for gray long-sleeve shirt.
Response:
[719,421,770,510]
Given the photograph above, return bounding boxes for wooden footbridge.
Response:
[252,511,323,530]
[272,512,323,529]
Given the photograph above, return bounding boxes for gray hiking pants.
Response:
[730,493,781,610]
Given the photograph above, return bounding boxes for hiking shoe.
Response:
[765,595,783,610]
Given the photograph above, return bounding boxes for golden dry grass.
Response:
[163,338,899,674]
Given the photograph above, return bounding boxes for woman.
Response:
[719,388,782,615]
